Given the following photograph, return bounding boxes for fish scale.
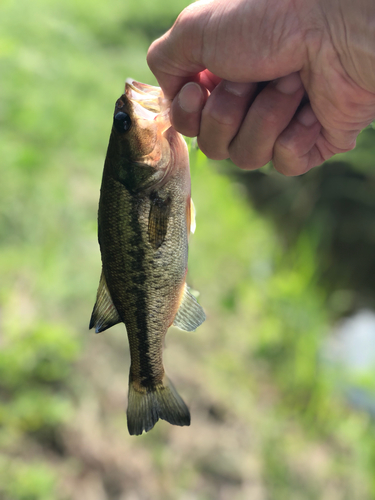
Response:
[90,80,206,435]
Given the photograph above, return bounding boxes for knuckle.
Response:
[229,152,266,170]
[170,109,200,138]
[273,143,326,176]
[229,142,271,170]
[172,120,197,138]
[146,40,164,75]
[197,137,227,160]
[202,106,236,127]
[209,151,229,161]
[273,146,308,176]
[273,158,309,177]
[172,5,195,30]
[253,98,282,127]
[273,142,309,176]
[172,3,208,55]
[316,144,338,163]
[316,134,357,161]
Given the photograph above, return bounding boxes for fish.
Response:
[89,79,206,436]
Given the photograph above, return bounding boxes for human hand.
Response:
[147,0,375,175]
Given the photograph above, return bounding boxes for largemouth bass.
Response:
[90,80,205,435]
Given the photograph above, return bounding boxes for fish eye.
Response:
[113,112,132,132]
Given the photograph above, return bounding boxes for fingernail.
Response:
[223,81,254,97]
[297,106,318,127]
[275,73,302,94]
[178,82,203,113]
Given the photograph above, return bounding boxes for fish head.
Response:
[109,80,175,191]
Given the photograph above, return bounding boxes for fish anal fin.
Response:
[148,192,172,249]
[127,377,190,435]
[173,284,206,332]
[89,271,121,333]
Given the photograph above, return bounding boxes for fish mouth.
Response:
[125,79,171,133]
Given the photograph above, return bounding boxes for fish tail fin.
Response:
[127,377,191,436]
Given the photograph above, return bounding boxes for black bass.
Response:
[90,80,205,435]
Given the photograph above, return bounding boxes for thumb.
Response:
[147,5,208,99]
[147,0,308,99]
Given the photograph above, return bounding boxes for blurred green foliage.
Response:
[1,0,375,499]
[0,458,57,500]
[234,126,375,311]
[0,323,77,432]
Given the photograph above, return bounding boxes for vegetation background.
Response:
[1,0,375,498]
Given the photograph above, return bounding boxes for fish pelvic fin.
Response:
[89,270,121,333]
[173,284,206,332]
[127,377,191,436]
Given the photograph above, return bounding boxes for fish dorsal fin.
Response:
[148,192,172,249]
[173,284,206,332]
[89,271,121,333]
[190,198,196,234]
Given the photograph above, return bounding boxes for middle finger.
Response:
[197,80,257,160]
[228,73,305,169]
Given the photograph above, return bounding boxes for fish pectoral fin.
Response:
[89,271,121,333]
[173,284,206,332]
[148,193,172,249]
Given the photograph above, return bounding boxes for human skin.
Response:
[147,0,375,176]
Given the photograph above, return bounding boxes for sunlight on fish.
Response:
[90,80,205,436]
